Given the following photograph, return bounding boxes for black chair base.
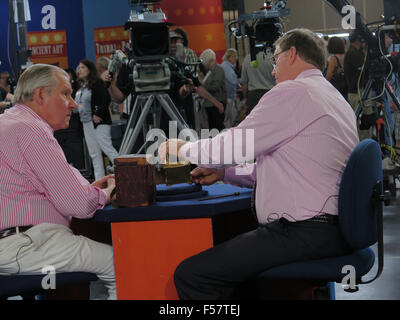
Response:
[0,272,98,300]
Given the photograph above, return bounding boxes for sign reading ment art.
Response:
[28,29,68,69]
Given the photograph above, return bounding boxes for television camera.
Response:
[228,0,290,66]
[111,0,197,155]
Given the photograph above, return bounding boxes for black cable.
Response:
[13,232,33,275]
[266,194,339,223]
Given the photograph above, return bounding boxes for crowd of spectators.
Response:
[2,27,400,178]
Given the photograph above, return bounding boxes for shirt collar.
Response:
[14,103,55,133]
[295,68,323,80]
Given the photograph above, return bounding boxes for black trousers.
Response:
[174,218,351,299]
[246,89,268,115]
[206,105,225,131]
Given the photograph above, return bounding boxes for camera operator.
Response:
[169,31,225,129]
[104,58,193,111]
[199,49,227,131]
[102,44,193,155]
[103,32,224,132]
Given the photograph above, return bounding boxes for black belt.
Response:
[306,214,338,225]
[0,225,33,240]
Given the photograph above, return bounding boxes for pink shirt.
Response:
[179,69,359,223]
[0,104,107,230]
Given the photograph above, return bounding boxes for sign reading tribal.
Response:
[93,26,130,60]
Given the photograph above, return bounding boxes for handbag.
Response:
[329,55,348,96]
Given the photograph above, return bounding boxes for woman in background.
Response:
[325,37,348,99]
[65,68,80,99]
[75,59,119,180]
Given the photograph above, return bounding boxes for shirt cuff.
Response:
[223,167,236,184]
[96,187,108,210]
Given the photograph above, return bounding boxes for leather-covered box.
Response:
[114,155,156,208]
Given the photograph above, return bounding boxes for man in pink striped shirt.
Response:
[158,28,359,299]
[0,64,116,299]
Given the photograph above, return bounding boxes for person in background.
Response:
[240,49,275,116]
[344,30,366,113]
[96,56,121,116]
[96,56,110,80]
[172,28,199,66]
[169,31,224,129]
[75,59,119,180]
[199,49,227,131]
[325,37,348,99]
[0,64,116,299]
[65,68,79,99]
[0,84,14,113]
[221,48,240,128]
[53,68,82,168]
[0,71,13,94]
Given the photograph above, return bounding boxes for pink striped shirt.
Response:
[179,69,359,223]
[0,104,107,230]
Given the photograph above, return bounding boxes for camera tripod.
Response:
[355,59,400,158]
[118,92,195,155]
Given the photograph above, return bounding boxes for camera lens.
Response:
[130,22,169,60]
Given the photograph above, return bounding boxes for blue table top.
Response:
[93,184,253,223]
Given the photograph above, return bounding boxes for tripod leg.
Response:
[157,94,197,143]
[119,95,154,155]
[386,81,400,112]
[119,95,143,154]
[157,94,196,139]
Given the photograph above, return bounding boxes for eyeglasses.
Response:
[271,49,288,69]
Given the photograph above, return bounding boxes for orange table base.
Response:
[111,218,213,300]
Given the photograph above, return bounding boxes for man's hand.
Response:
[190,167,225,185]
[102,70,116,84]
[0,101,10,109]
[158,139,187,163]
[179,79,194,97]
[92,174,115,188]
[93,115,103,124]
[92,174,116,204]
[215,101,224,114]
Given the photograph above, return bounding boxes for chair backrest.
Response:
[338,139,382,250]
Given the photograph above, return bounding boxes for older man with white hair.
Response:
[199,49,227,131]
[0,64,117,299]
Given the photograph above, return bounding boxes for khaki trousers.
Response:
[0,223,116,299]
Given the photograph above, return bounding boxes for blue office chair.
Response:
[240,139,386,299]
[0,272,98,300]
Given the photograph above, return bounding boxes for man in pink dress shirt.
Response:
[0,64,116,299]
[158,28,359,299]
